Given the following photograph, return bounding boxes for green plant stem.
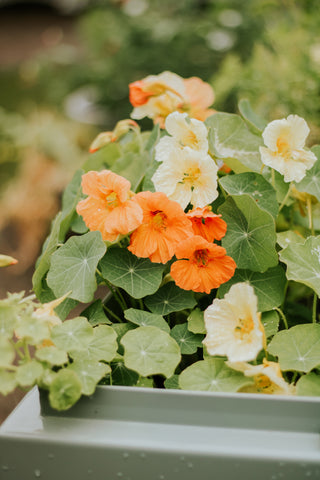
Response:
[103,305,123,323]
[138,298,144,310]
[306,197,315,235]
[271,168,275,188]
[291,371,298,384]
[23,340,31,361]
[274,307,288,329]
[105,281,127,311]
[312,292,318,323]
[278,182,292,212]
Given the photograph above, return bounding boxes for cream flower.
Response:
[226,359,295,395]
[155,112,209,163]
[151,148,218,210]
[259,114,317,183]
[203,283,265,362]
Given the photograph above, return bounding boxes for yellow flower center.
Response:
[276,137,291,159]
[106,192,119,208]
[182,166,201,185]
[194,249,209,267]
[181,130,198,149]
[151,210,167,229]
[254,374,275,394]
[234,316,255,339]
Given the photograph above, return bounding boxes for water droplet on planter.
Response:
[159,475,165,480]
[179,456,185,462]
[48,453,54,459]
[87,469,93,475]
[34,469,41,478]
[122,452,129,459]
[139,453,146,459]
[187,462,193,469]
[117,472,123,477]
[2,465,9,471]
[305,472,312,477]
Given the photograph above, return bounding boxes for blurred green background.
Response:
[1,0,320,299]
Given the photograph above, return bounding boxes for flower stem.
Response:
[103,304,123,323]
[307,197,315,235]
[312,292,318,323]
[278,182,292,212]
[271,168,275,188]
[274,307,288,329]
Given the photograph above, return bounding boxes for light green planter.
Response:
[1,386,320,479]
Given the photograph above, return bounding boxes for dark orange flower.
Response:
[186,206,227,242]
[76,170,143,242]
[128,191,194,263]
[170,236,236,294]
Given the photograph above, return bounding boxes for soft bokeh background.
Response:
[1,0,320,423]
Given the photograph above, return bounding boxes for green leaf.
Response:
[99,247,165,299]
[0,337,15,366]
[68,359,110,395]
[0,370,17,395]
[144,124,160,152]
[83,142,122,172]
[296,372,320,396]
[136,377,154,388]
[59,169,85,238]
[238,98,267,134]
[48,369,82,411]
[219,194,278,272]
[206,112,263,173]
[81,300,111,326]
[187,308,206,334]
[32,213,62,297]
[0,303,18,339]
[124,308,170,333]
[35,346,68,366]
[47,231,107,303]
[218,265,286,312]
[261,310,279,338]
[16,360,44,387]
[179,358,252,392]
[110,360,139,386]
[15,316,50,345]
[51,317,93,352]
[37,281,78,321]
[170,323,204,355]
[268,324,320,372]
[279,236,320,296]
[219,172,279,218]
[121,326,181,378]
[70,325,118,362]
[144,282,196,315]
[276,230,305,249]
[112,151,149,192]
[295,146,320,201]
[164,374,180,389]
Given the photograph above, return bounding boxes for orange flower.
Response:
[186,206,227,242]
[76,170,143,242]
[170,236,236,294]
[128,191,194,263]
[183,77,215,121]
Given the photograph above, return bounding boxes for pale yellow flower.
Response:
[155,112,209,163]
[259,115,317,183]
[151,148,218,210]
[33,294,70,328]
[203,283,265,362]
[227,359,295,395]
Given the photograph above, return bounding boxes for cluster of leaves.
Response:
[19,102,320,410]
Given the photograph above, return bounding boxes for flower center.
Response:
[194,248,209,267]
[182,166,201,185]
[106,192,119,208]
[181,130,198,149]
[254,374,275,393]
[234,316,255,339]
[151,210,167,229]
[276,137,291,159]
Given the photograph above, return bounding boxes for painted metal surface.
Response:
[1,385,320,479]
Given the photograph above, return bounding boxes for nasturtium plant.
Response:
[2,70,320,410]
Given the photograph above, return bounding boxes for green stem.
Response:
[278,182,292,212]
[103,305,123,323]
[23,340,31,361]
[271,168,275,188]
[105,281,127,311]
[138,298,144,310]
[291,371,298,384]
[312,292,318,323]
[307,197,315,235]
[274,307,288,329]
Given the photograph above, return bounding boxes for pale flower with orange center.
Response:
[226,359,295,395]
[259,114,317,183]
[152,148,218,210]
[203,282,265,362]
[76,170,143,242]
[129,71,215,127]
[128,191,194,264]
[170,235,236,294]
[186,206,227,242]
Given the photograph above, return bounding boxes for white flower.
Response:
[226,359,295,395]
[203,283,265,362]
[151,148,218,210]
[155,112,209,163]
[259,114,317,183]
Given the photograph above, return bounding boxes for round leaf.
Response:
[296,373,320,396]
[219,172,278,218]
[0,337,15,367]
[0,303,18,339]
[49,369,82,411]
[124,308,170,333]
[70,325,118,362]
[100,247,165,299]
[35,346,68,366]
[268,324,320,372]
[51,317,93,353]
[14,316,50,345]
[16,360,44,387]
[179,358,252,392]
[144,282,196,315]
[121,326,181,378]
[68,359,110,395]
[187,309,206,334]
[0,370,17,395]
[279,236,320,296]
[110,360,139,386]
[219,194,278,272]
[295,146,320,201]
[261,310,279,338]
[170,323,204,355]
[47,231,107,303]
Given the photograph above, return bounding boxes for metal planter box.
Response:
[1,385,320,479]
